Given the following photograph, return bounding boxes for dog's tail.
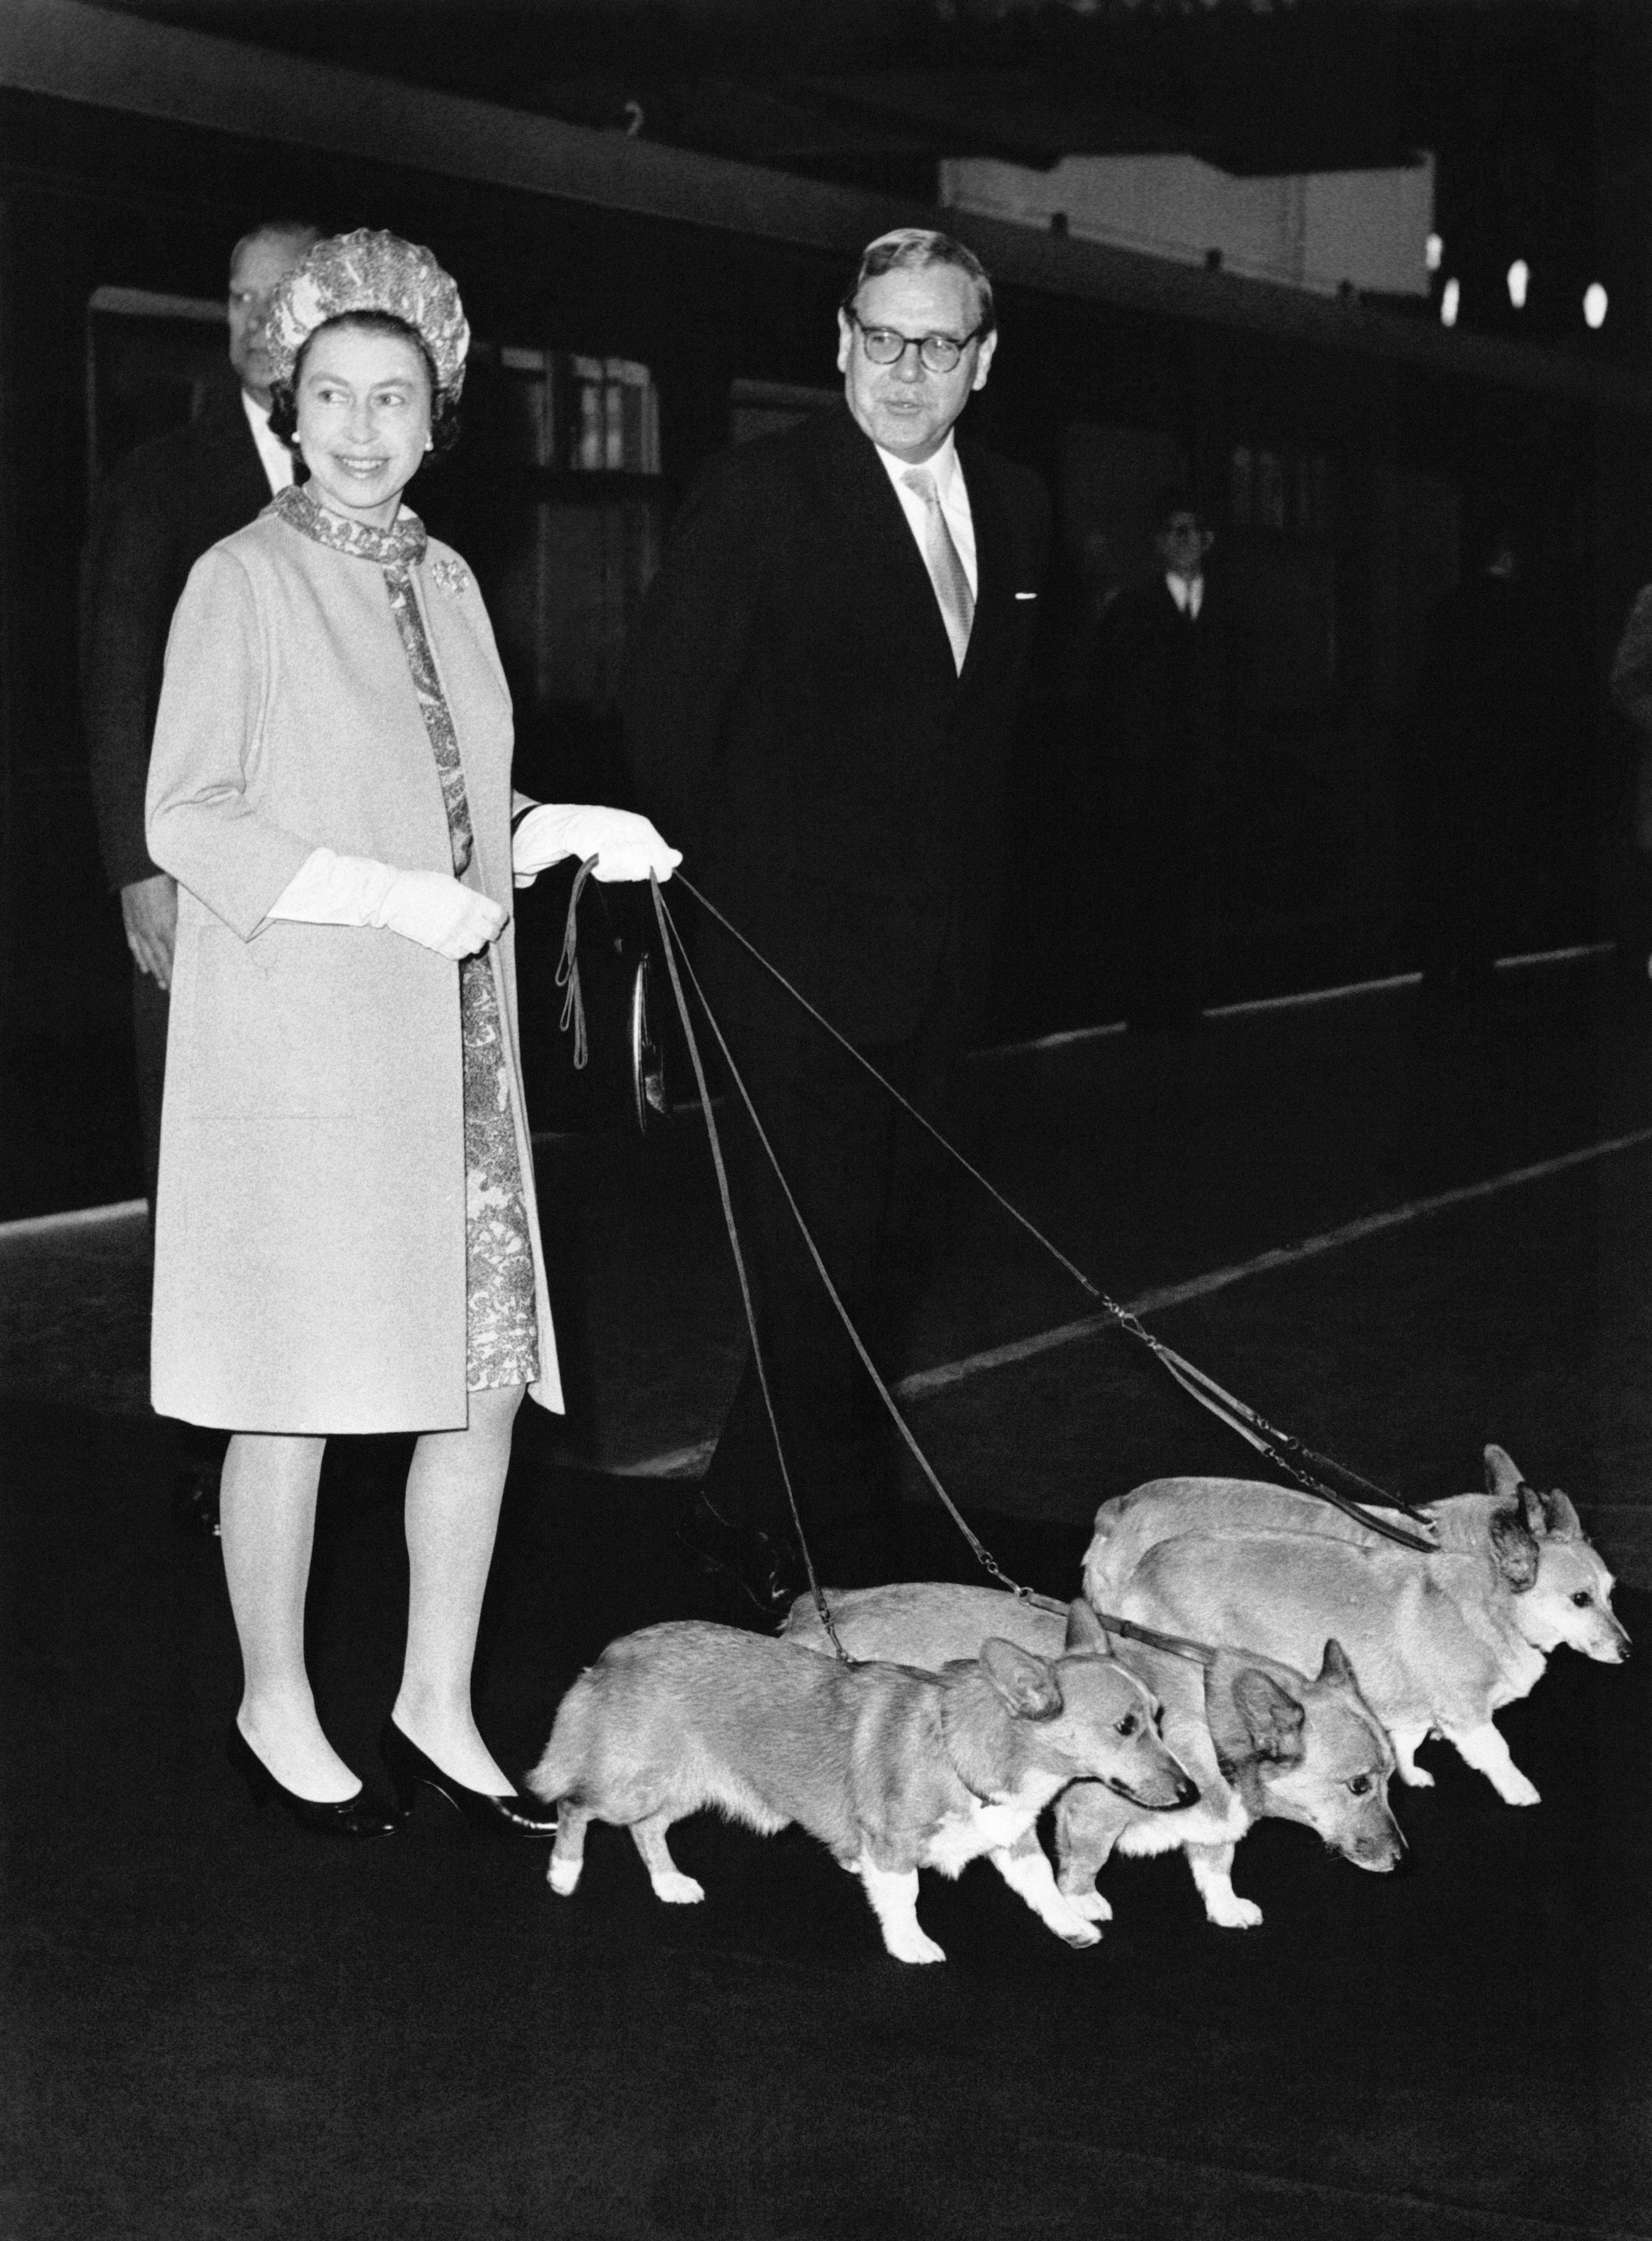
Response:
[1081,1502,1135,1612]
[1093,1610,1218,1669]
[523,1670,598,1805]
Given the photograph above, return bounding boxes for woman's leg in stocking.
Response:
[222,1430,360,1802]
[393,1383,524,1794]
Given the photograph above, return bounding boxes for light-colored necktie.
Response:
[902,466,974,674]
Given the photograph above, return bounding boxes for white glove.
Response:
[373,869,507,959]
[511,802,681,888]
[267,848,506,960]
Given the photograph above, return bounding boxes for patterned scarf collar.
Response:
[271,482,428,569]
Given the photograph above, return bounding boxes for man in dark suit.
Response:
[81,216,318,1531]
[1414,518,1576,997]
[624,227,1049,1602]
[1091,491,1233,1029]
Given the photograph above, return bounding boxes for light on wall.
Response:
[1425,232,1443,273]
[1441,277,1460,328]
[1584,283,1608,330]
[1506,259,1529,309]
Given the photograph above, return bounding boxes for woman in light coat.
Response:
[147,231,678,1837]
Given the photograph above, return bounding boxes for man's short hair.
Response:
[1152,487,1208,532]
[228,219,322,278]
[841,228,996,337]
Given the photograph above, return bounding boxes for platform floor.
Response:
[2,956,1649,2238]
[9,953,1652,1571]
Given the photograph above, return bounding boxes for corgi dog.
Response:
[1084,1445,1629,1802]
[527,1603,1196,1965]
[783,1583,1402,1928]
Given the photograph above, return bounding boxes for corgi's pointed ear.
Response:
[1539,1487,1581,1539]
[1231,1665,1308,1766]
[1484,1445,1524,1499]
[1317,1638,1357,1688]
[1204,1651,1305,1773]
[1064,1600,1108,1654]
[1490,1500,1540,1591]
[980,1638,1063,1720]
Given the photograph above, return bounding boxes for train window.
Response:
[421,342,667,765]
[1230,442,1331,538]
[463,344,661,475]
[729,378,839,446]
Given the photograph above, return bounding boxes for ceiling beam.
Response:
[1,0,1644,412]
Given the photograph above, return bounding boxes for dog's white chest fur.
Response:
[922,1796,1034,1879]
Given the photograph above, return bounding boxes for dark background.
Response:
[3,0,1650,1217]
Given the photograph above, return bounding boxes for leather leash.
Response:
[650,883,1048,1654]
[655,874,1437,1558]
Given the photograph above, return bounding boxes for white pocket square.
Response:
[1014,591,1037,601]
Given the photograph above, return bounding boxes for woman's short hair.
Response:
[840,228,996,338]
[267,309,462,461]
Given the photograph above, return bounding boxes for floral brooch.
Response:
[431,556,471,598]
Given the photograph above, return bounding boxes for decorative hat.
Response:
[266,228,470,397]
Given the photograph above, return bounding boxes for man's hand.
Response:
[122,873,178,989]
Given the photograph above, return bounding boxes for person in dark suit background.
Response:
[624,226,1049,1603]
[80,216,319,1530]
[1091,490,1232,1030]
[1413,514,1576,997]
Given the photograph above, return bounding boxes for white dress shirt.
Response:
[241,387,296,496]
[1166,571,1204,620]
[874,432,978,598]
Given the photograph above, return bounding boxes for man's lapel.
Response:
[818,410,962,683]
[956,445,1008,693]
[194,379,277,519]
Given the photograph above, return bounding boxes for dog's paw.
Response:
[1206,1893,1264,1929]
[1397,1764,1436,1788]
[885,1929,947,1965]
[1494,1772,1541,1808]
[650,1870,706,1904]
[547,1857,582,1896]
[1057,1919,1103,1949]
[1060,1887,1113,1923]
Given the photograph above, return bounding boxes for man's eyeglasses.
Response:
[849,313,985,375]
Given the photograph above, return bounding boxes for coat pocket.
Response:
[173,920,360,1119]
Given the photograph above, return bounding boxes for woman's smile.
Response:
[295,324,432,528]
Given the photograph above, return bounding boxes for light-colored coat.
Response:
[145,508,560,1431]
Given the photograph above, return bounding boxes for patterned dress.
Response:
[271,485,539,1393]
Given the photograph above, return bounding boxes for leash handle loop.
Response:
[554,855,598,1071]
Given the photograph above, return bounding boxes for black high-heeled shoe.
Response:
[379,1718,557,1839]
[225,1723,403,1839]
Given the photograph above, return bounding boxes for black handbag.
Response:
[516,854,668,1135]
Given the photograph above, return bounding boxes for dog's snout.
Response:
[1343,1813,1406,1872]
[1173,1773,1200,1810]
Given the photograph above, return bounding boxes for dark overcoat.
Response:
[621,405,1050,1045]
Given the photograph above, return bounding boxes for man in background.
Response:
[1414,513,1575,997]
[1091,490,1232,1030]
[81,216,319,1533]
[624,227,1048,1607]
